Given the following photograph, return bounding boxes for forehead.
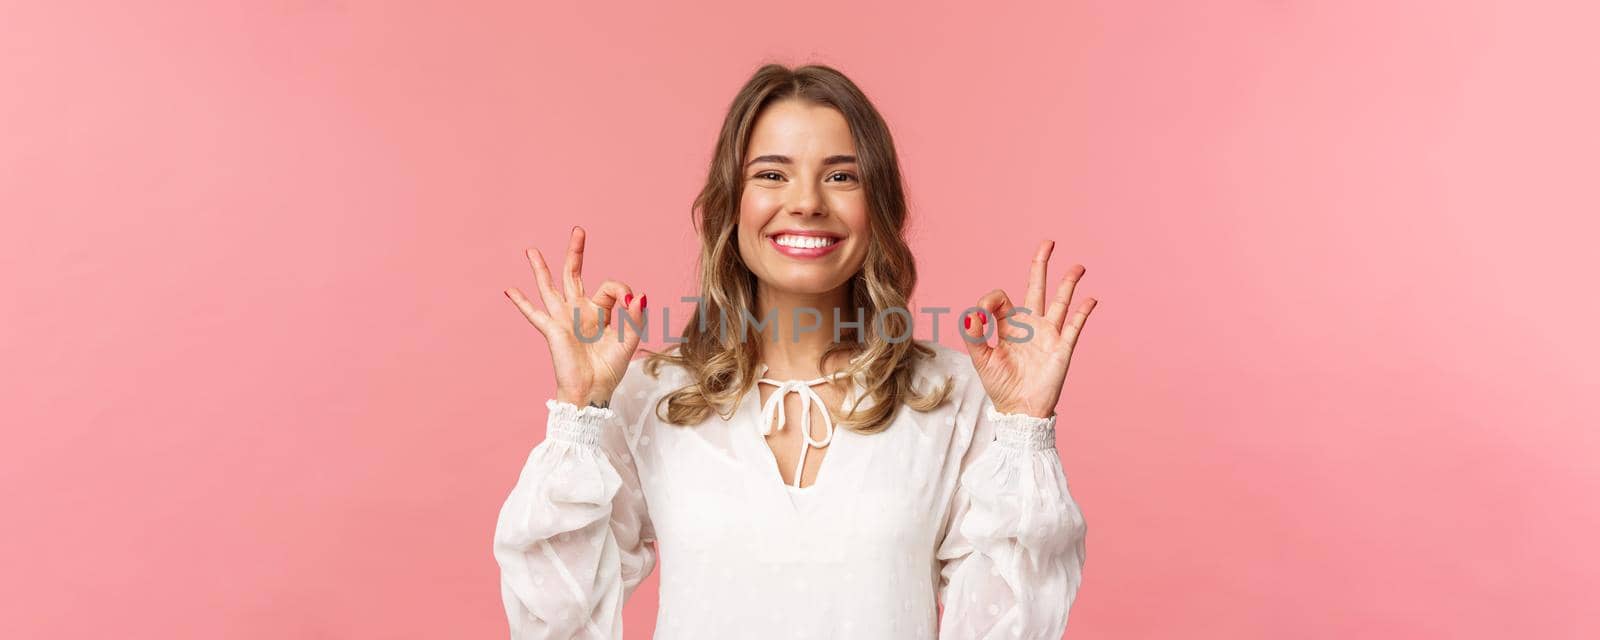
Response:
[746,100,856,156]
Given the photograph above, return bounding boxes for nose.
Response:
[785,180,827,218]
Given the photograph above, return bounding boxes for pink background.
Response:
[3,1,1596,638]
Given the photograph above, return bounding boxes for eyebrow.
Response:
[744,154,858,168]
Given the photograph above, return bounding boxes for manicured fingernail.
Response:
[641,294,648,309]
[964,316,971,330]
[979,313,987,324]
[625,293,633,306]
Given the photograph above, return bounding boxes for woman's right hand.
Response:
[504,226,646,407]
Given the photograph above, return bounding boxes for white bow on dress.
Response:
[755,363,850,489]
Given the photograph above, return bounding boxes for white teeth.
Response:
[775,234,837,249]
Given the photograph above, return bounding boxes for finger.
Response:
[612,288,646,352]
[590,279,632,331]
[976,288,1019,341]
[959,304,994,365]
[1045,264,1086,331]
[527,248,565,311]
[504,287,555,335]
[623,292,645,350]
[1025,239,1053,315]
[564,226,586,300]
[1057,297,1097,356]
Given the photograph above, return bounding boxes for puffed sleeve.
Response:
[492,364,658,639]
[934,391,1088,639]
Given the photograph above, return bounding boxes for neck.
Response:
[751,281,853,378]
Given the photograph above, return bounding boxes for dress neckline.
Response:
[753,349,866,383]
[749,352,868,490]
[754,364,847,490]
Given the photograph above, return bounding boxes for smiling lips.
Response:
[769,231,843,259]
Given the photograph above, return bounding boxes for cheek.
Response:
[736,207,759,245]
[840,207,872,243]
[738,195,776,241]
[740,188,779,217]
[737,193,755,223]
[734,224,761,261]
[834,194,870,230]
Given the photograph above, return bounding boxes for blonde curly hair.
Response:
[638,63,954,434]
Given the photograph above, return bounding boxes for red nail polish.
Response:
[624,293,633,306]
[964,316,971,330]
[979,313,988,325]
[641,294,647,309]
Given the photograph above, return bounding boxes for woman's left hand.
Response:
[960,239,1098,419]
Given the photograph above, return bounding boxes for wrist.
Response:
[557,386,613,408]
[992,401,1055,420]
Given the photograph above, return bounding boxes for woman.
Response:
[494,63,1097,639]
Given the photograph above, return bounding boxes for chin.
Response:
[765,272,853,296]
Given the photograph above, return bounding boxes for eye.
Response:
[753,171,783,181]
[828,172,858,183]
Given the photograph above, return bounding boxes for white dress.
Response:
[492,340,1087,639]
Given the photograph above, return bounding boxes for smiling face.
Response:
[736,99,872,300]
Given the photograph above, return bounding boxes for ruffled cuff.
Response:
[545,398,617,447]
[984,401,1058,451]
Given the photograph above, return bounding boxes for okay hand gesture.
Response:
[504,226,647,407]
[960,240,1098,419]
